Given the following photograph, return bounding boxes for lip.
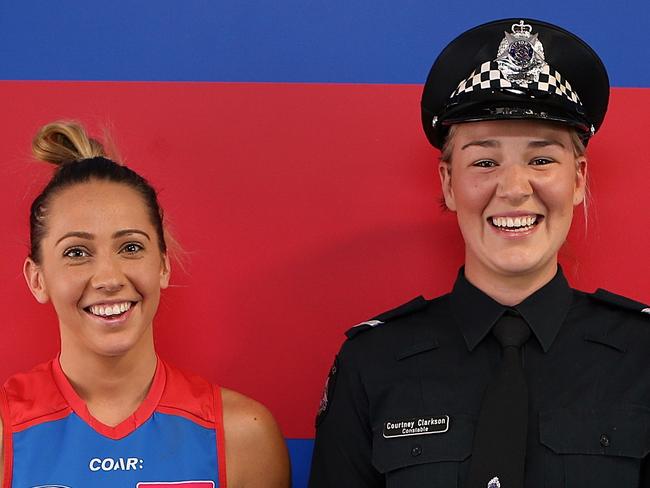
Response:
[487,211,543,219]
[82,299,137,308]
[489,223,539,239]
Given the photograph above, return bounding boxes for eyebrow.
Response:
[527,139,567,149]
[55,229,151,246]
[461,139,499,150]
[113,229,151,241]
[460,138,567,150]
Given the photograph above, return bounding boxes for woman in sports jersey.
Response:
[0,121,290,487]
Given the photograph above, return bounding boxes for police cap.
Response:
[421,19,610,149]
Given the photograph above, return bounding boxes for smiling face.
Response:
[439,120,586,289]
[24,180,170,359]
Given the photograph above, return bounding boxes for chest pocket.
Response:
[540,406,650,488]
[371,414,473,488]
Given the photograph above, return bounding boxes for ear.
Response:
[23,258,50,304]
[159,253,171,289]
[438,161,457,211]
[573,157,588,206]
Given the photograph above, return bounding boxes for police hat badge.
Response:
[421,19,610,149]
[495,20,546,84]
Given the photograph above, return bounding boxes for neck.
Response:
[464,260,558,306]
[59,332,157,423]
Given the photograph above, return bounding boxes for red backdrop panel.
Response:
[0,82,648,438]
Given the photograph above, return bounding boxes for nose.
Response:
[91,255,126,292]
[496,164,533,203]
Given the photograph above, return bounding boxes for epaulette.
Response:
[345,296,428,339]
[589,289,650,316]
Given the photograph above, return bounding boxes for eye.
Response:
[63,247,90,259]
[120,242,144,255]
[473,159,497,168]
[530,157,554,166]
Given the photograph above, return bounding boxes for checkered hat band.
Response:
[450,61,582,106]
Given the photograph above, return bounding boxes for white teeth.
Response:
[491,215,538,229]
[88,302,132,317]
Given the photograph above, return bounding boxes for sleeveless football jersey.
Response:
[0,358,226,487]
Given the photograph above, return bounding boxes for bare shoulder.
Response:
[221,388,290,488]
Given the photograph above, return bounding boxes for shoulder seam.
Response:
[589,288,649,316]
[345,296,428,339]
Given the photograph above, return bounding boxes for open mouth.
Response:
[488,214,543,232]
[84,301,135,320]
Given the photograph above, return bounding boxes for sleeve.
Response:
[308,342,384,488]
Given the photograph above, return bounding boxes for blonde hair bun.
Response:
[32,121,105,166]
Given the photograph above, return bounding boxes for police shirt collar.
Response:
[451,266,572,352]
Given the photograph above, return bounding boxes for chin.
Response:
[87,332,147,358]
[489,252,555,277]
[91,343,137,358]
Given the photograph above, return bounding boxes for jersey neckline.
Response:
[51,355,167,440]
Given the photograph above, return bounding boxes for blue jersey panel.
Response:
[12,412,219,487]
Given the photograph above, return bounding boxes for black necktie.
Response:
[467,310,531,488]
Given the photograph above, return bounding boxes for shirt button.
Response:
[411,445,422,457]
[600,434,610,447]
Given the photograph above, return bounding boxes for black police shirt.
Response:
[309,267,650,487]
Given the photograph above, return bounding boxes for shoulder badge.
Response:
[590,289,650,316]
[345,296,428,339]
[315,356,338,427]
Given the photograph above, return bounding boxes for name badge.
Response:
[382,415,449,438]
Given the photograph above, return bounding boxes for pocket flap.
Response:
[540,406,650,459]
[372,414,473,473]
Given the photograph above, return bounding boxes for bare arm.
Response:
[222,388,290,488]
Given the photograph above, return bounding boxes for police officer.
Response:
[309,18,650,488]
